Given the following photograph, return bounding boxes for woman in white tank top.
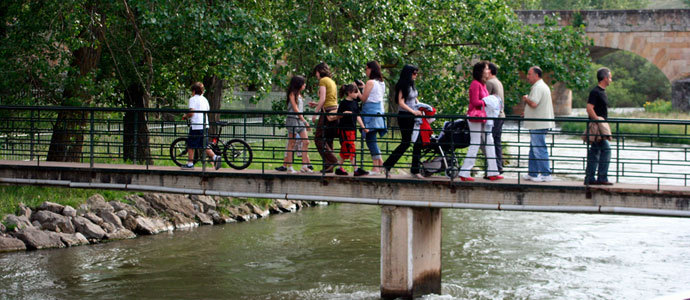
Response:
[359,61,388,175]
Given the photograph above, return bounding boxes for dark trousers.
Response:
[314,114,339,169]
[492,119,504,172]
[383,112,422,174]
[585,140,611,184]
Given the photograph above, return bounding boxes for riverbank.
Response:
[0,188,324,252]
[559,111,690,145]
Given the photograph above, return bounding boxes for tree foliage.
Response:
[1,0,591,116]
[271,0,591,114]
[573,52,671,108]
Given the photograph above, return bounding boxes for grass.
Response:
[559,112,690,145]
[0,185,279,218]
[0,185,132,216]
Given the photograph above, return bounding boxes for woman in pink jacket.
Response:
[459,61,503,182]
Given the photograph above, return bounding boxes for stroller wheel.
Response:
[445,167,459,179]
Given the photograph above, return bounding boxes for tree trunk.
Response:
[46,44,102,162]
[122,83,153,164]
[203,75,225,135]
[46,109,87,162]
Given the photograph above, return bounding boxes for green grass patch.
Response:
[0,185,133,216]
[560,113,690,145]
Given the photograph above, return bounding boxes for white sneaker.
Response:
[300,165,314,173]
[287,166,297,174]
[540,175,553,182]
[521,174,541,182]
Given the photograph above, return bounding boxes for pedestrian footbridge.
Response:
[1,106,689,299]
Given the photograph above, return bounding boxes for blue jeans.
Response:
[585,140,611,183]
[528,129,551,177]
[365,130,382,160]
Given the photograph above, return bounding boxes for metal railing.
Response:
[1,106,688,189]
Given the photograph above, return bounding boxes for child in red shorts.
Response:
[328,84,369,176]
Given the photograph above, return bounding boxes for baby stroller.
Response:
[420,119,471,178]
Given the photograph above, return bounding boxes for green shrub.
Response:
[643,99,672,113]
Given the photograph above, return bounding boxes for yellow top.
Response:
[319,77,338,109]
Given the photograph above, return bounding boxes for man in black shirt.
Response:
[585,67,613,185]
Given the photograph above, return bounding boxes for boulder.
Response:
[275,199,297,213]
[0,236,26,252]
[293,200,304,210]
[31,210,75,234]
[72,216,106,241]
[226,206,252,222]
[84,212,104,225]
[109,201,139,217]
[190,195,216,213]
[195,212,213,226]
[99,212,123,229]
[105,229,136,240]
[268,203,282,214]
[31,221,42,229]
[3,215,33,231]
[0,223,4,232]
[207,209,225,224]
[58,232,89,247]
[144,193,196,218]
[17,203,32,219]
[38,201,65,214]
[245,203,269,218]
[62,206,77,217]
[100,222,116,233]
[171,213,198,229]
[123,215,138,232]
[115,210,128,220]
[13,228,65,250]
[87,194,114,214]
[132,216,172,235]
[126,195,156,217]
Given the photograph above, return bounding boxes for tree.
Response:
[271,0,591,115]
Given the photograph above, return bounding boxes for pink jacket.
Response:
[467,80,488,121]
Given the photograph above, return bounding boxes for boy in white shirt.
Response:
[181,82,221,170]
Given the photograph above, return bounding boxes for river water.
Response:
[1,203,689,299]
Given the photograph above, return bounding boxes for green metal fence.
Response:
[1,106,688,188]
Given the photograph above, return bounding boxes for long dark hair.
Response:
[367,61,383,82]
[313,62,332,78]
[472,61,488,82]
[395,64,418,101]
[286,75,305,104]
[339,83,358,99]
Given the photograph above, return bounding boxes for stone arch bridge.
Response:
[517,9,690,112]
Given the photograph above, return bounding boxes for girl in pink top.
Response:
[459,61,503,182]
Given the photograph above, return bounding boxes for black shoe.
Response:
[335,167,348,176]
[307,165,314,170]
[584,180,600,185]
[275,166,288,172]
[354,168,369,177]
[384,167,391,178]
[598,181,613,185]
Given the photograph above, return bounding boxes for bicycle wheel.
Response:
[223,139,253,170]
[170,137,198,166]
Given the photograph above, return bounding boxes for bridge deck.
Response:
[1,160,688,217]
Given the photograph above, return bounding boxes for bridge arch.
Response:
[517,9,690,110]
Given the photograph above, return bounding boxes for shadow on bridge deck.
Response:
[1,160,688,217]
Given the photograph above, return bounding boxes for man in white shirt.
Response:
[521,66,555,182]
[181,82,221,170]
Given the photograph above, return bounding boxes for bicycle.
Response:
[169,121,253,170]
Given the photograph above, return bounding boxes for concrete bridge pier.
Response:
[380,206,442,299]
